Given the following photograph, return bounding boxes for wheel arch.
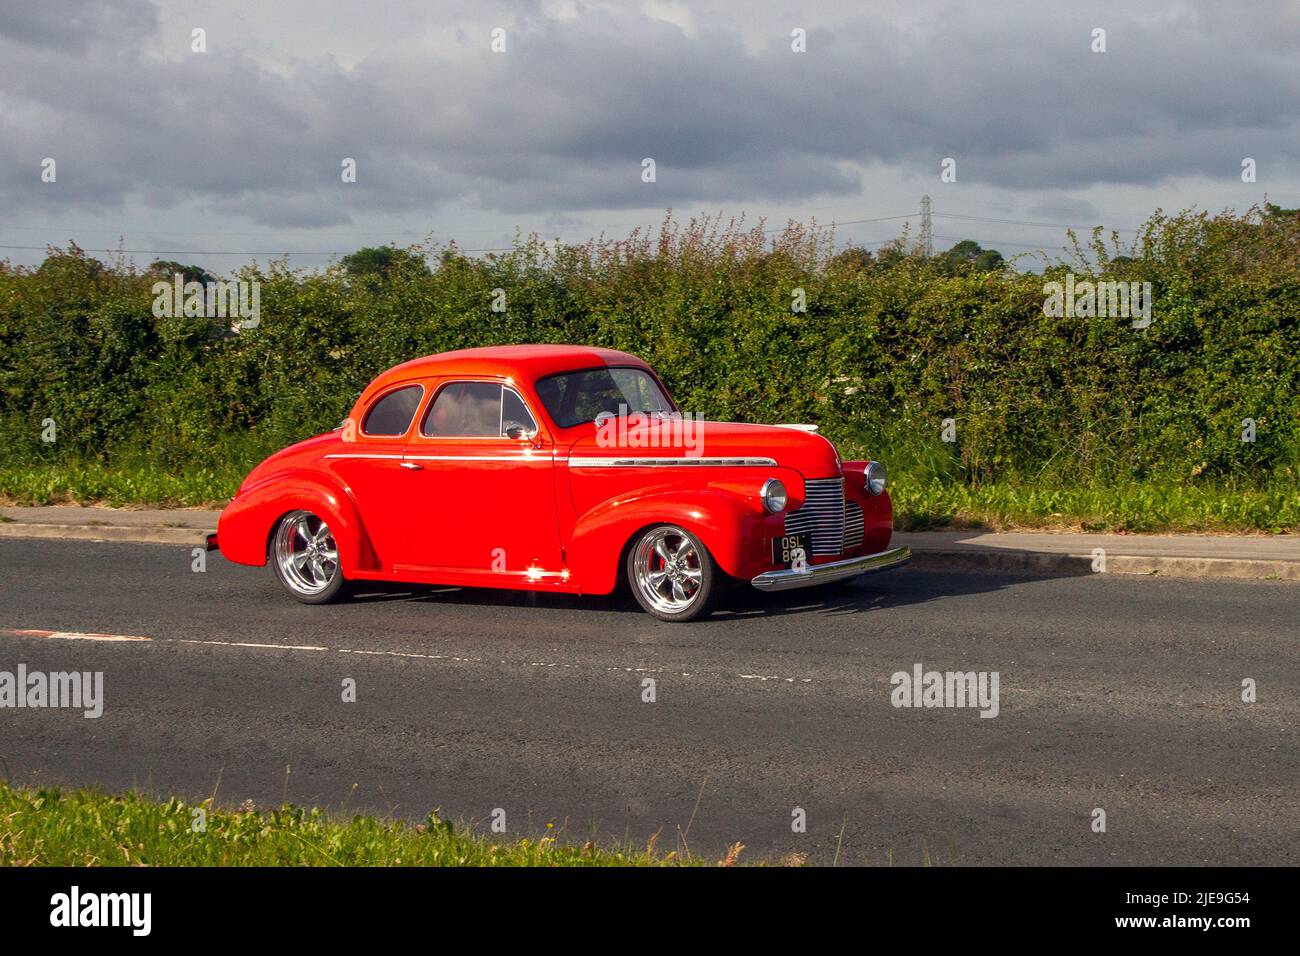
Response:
[568,490,755,595]
[216,470,378,574]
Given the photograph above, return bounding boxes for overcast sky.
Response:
[1,0,1297,273]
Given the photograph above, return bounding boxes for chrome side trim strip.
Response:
[750,546,911,592]
[324,453,555,462]
[326,453,773,466]
[405,454,556,462]
[324,453,405,460]
[568,456,778,468]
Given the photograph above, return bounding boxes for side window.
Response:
[362,385,423,436]
[421,382,539,437]
[501,387,538,437]
[423,382,502,437]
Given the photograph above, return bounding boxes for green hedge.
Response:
[1,208,1297,524]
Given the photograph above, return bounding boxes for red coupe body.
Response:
[214,345,908,619]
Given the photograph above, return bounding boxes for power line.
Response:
[932,233,1073,250]
[0,207,1139,260]
[0,209,908,241]
[0,212,922,258]
[832,212,918,227]
[933,212,1142,233]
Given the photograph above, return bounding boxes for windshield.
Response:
[535,366,674,429]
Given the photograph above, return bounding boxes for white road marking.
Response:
[0,626,795,685]
[175,639,329,652]
[738,673,813,683]
[0,627,151,642]
[338,648,482,663]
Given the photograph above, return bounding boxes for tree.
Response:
[339,246,430,278]
[147,259,217,286]
[935,239,1004,273]
[830,246,876,272]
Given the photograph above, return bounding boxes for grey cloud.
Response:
[0,0,156,52]
[1025,197,1103,223]
[0,0,1296,230]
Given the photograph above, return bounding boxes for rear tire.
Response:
[270,510,348,604]
[626,524,717,622]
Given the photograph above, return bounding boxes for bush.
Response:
[1,208,1296,528]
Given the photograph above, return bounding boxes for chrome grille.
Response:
[784,478,846,555]
[844,500,864,550]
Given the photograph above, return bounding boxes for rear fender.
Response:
[215,471,376,574]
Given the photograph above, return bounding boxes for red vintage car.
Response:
[211,345,909,621]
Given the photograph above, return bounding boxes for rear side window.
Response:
[362,385,423,436]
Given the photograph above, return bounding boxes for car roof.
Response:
[371,344,650,390]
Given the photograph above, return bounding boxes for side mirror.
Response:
[505,424,536,441]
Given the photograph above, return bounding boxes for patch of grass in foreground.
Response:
[0,782,754,867]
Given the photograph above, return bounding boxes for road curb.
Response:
[3,521,1297,581]
[907,548,1300,581]
[0,523,207,547]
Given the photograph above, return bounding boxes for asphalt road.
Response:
[1,537,1296,865]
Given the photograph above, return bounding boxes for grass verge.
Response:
[2,459,1296,533]
[0,461,240,509]
[0,782,744,867]
[890,478,1300,534]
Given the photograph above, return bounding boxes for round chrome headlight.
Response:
[865,461,887,495]
[761,478,788,514]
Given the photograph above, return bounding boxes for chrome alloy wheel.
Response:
[632,526,705,615]
[274,510,339,596]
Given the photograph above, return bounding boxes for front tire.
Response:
[626,524,717,622]
[271,510,347,604]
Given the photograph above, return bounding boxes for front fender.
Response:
[216,470,376,574]
[842,460,895,554]
[567,486,786,595]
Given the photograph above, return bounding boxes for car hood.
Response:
[564,419,842,479]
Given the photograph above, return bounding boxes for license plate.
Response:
[772,532,811,568]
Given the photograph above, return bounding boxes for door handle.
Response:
[399,461,423,470]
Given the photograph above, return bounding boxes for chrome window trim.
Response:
[501,384,539,437]
[418,380,540,440]
[360,383,425,438]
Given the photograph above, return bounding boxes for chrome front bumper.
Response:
[750,545,911,592]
